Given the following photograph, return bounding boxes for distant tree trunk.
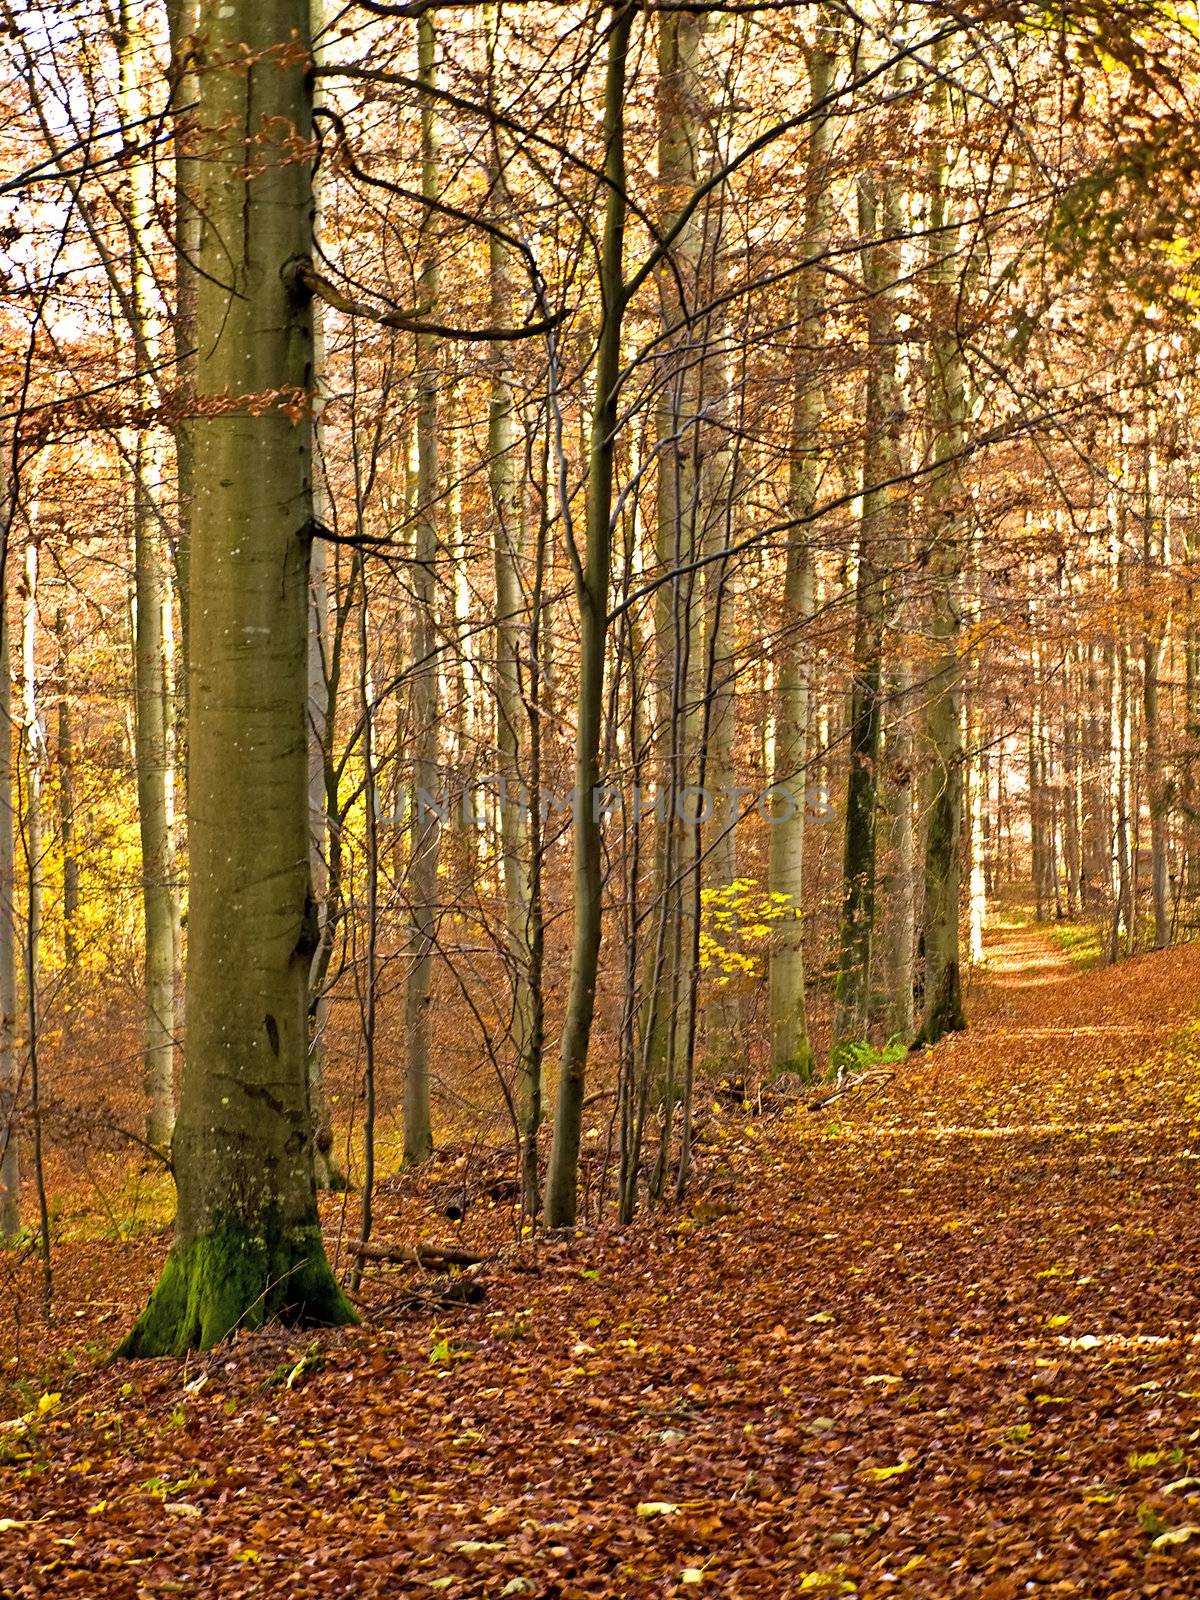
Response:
[1048,721,1063,920]
[544,4,632,1228]
[833,156,905,1053]
[165,0,198,699]
[444,377,474,809]
[877,653,916,1038]
[54,609,78,966]
[20,536,42,1035]
[353,562,379,1279]
[767,18,837,1079]
[914,53,967,1046]
[306,0,343,1191]
[118,0,178,1150]
[483,42,540,1208]
[966,525,987,962]
[642,0,707,1102]
[1030,699,1047,919]
[20,529,50,1305]
[1185,507,1200,904]
[306,525,341,1189]
[1083,641,1110,908]
[699,317,740,1072]
[403,11,442,1168]
[119,0,354,1357]
[1110,637,1134,960]
[1107,451,1134,960]
[968,708,987,961]
[1062,645,1082,918]
[1142,396,1170,948]
[0,471,18,1241]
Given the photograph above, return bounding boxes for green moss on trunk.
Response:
[912,963,966,1048]
[116,1215,356,1358]
[771,1042,817,1083]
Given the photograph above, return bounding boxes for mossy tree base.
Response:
[314,1152,350,1193]
[912,969,967,1049]
[770,1046,818,1085]
[116,1217,356,1358]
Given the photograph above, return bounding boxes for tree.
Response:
[913,47,968,1048]
[403,9,443,1168]
[484,0,541,1212]
[117,0,180,1149]
[120,0,354,1356]
[544,1,634,1229]
[767,14,838,1080]
[832,149,907,1056]
[0,457,17,1240]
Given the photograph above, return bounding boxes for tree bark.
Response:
[118,0,179,1150]
[641,0,708,1102]
[833,157,905,1054]
[767,18,837,1079]
[1142,389,1170,948]
[403,10,443,1168]
[544,3,633,1228]
[54,608,78,967]
[306,0,343,1191]
[483,11,541,1208]
[913,51,968,1046]
[119,0,354,1357]
[165,0,198,694]
[0,467,17,1240]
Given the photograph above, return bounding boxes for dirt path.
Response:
[7,921,1200,1597]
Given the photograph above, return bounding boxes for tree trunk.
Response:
[767,18,837,1079]
[641,0,708,1103]
[403,11,442,1168]
[833,159,905,1054]
[544,4,632,1228]
[914,53,968,1046]
[165,0,198,698]
[306,0,343,1191]
[119,0,354,1357]
[54,608,79,966]
[1142,400,1170,948]
[483,32,540,1208]
[21,537,42,1038]
[964,517,987,960]
[877,664,916,1039]
[118,0,179,1150]
[1062,646,1082,918]
[0,470,17,1240]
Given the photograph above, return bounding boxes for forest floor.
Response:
[6,919,1200,1596]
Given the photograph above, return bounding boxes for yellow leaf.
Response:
[637,1501,679,1518]
[1151,1524,1200,1551]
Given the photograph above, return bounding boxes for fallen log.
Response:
[349,1241,487,1270]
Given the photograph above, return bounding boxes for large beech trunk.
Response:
[119,0,353,1357]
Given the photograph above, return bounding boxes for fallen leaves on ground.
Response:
[5,923,1200,1595]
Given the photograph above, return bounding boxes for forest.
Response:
[3,0,1200,1593]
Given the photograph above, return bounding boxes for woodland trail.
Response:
[8,919,1200,1596]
